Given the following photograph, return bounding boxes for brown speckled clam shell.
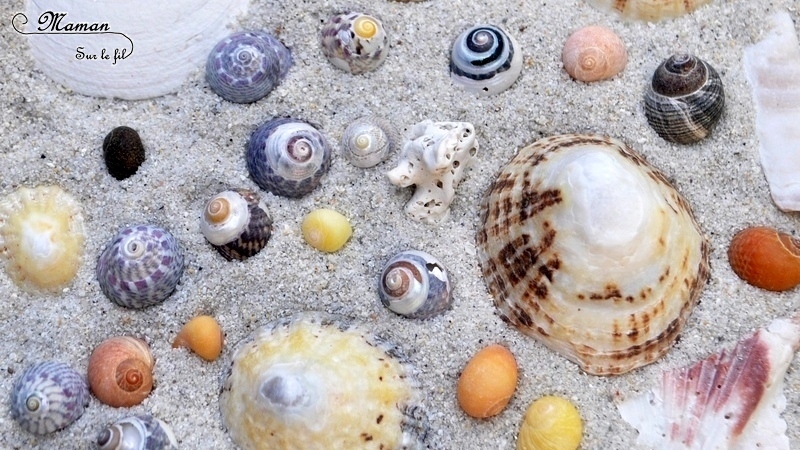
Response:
[476,134,710,375]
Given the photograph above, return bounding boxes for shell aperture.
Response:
[450,25,522,95]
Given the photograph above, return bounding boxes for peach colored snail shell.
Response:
[728,226,800,291]
[562,26,627,82]
[88,336,154,407]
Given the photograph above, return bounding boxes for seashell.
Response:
[562,26,627,82]
[20,0,248,99]
[744,12,800,212]
[617,312,800,449]
[220,312,429,449]
[341,116,400,168]
[378,250,453,319]
[96,224,184,309]
[0,186,85,293]
[728,226,800,292]
[450,25,523,96]
[518,396,583,450]
[246,118,332,198]
[644,53,725,144]
[88,336,154,408]
[206,30,293,104]
[103,126,146,180]
[476,134,710,376]
[10,361,89,435]
[301,208,352,253]
[97,414,178,450]
[387,120,479,224]
[320,12,388,75]
[585,0,714,21]
[456,344,518,419]
[200,189,272,261]
[172,315,225,362]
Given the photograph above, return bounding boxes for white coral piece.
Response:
[386,121,478,224]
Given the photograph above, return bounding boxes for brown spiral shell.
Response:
[728,226,800,292]
[88,336,154,407]
[562,26,627,82]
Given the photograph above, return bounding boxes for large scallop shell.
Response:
[450,25,523,96]
[320,12,389,75]
[378,250,453,319]
[96,224,184,309]
[586,0,714,21]
[246,118,332,198]
[206,30,293,104]
[88,336,155,408]
[200,189,272,261]
[10,361,89,435]
[220,312,428,449]
[97,414,178,450]
[0,186,85,293]
[644,54,725,144]
[341,116,400,168]
[476,134,710,376]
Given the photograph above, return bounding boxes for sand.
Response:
[1,0,799,449]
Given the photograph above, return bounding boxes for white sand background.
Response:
[1,0,799,448]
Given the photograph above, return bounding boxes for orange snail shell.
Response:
[728,226,800,292]
[88,336,154,407]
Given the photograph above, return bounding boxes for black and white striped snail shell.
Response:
[644,54,725,144]
[320,12,388,75]
[96,224,184,309]
[10,361,89,435]
[96,414,178,450]
[450,25,523,96]
[246,118,332,198]
[206,30,293,104]
[341,116,400,168]
[200,189,273,261]
[378,250,453,319]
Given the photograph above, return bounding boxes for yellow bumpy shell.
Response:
[0,186,85,292]
[172,315,224,361]
[301,208,352,252]
[518,396,582,450]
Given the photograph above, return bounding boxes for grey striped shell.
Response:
[246,118,332,198]
[96,225,184,309]
[97,415,178,450]
[450,25,523,96]
[320,12,388,75]
[644,54,725,144]
[200,189,272,261]
[341,116,400,168]
[379,250,453,319]
[10,361,89,435]
[206,30,292,104]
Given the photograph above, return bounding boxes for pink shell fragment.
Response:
[617,313,800,449]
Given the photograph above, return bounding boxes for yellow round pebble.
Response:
[456,344,518,418]
[517,396,582,450]
[301,208,352,253]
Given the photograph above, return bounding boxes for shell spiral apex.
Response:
[200,189,272,261]
[341,115,400,168]
[97,414,178,450]
[378,250,453,319]
[476,134,709,375]
[450,25,522,95]
[11,361,89,435]
[88,336,155,408]
[320,12,389,75]
[562,26,627,82]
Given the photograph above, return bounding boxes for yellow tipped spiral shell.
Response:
[353,16,378,39]
[205,197,230,224]
[301,209,352,253]
[517,396,582,450]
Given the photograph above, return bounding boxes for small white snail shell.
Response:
[378,250,453,319]
[96,414,178,450]
[450,25,523,95]
[341,116,400,168]
[200,189,272,261]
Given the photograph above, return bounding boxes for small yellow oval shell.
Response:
[172,315,224,361]
[456,344,518,418]
[301,208,353,253]
[517,396,582,450]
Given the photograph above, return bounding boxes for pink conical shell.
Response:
[617,313,800,449]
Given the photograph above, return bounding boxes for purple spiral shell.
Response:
[11,361,89,435]
[96,224,184,309]
[206,31,293,104]
[246,118,332,198]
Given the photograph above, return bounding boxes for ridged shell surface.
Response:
[206,30,293,104]
[96,225,184,309]
[450,25,523,96]
[220,312,428,450]
[586,0,714,21]
[476,134,710,376]
[97,414,178,450]
[644,54,725,144]
[200,189,272,261]
[341,116,400,168]
[320,12,389,75]
[378,250,453,319]
[10,361,89,435]
[246,118,332,198]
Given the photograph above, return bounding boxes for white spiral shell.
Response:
[341,116,400,168]
[96,415,178,450]
[450,25,523,96]
[378,250,453,319]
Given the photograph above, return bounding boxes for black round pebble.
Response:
[103,126,145,180]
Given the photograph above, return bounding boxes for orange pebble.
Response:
[456,344,518,418]
[728,226,800,292]
[172,315,224,361]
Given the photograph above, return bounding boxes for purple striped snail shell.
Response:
[10,361,89,435]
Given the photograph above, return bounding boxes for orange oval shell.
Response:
[172,315,224,361]
[728,226,800,291]
[88,336,154,407]
[456,344,518,418]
